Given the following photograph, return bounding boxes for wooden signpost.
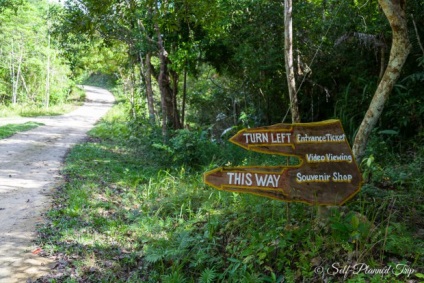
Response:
[204,119,362,206]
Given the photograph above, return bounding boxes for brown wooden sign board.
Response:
[204,119,362,206]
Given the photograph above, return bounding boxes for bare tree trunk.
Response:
[284,0,300,123]
[155,22,177,137]
[135,6,156,123]
[15,49,23,104]
[352,0,411,164]
[10,39,24,105]
[171,70,182,129]
[181,66,187,127]
[45,33,51,109]
[154,20,182,135]
[156,25,169,139]
[139,51,156,122]
[9,41,16,104]
[129,65,137,119]
[378,45,386,80]
[20,73,29,98]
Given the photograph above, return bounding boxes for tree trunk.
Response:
[128,67,136,119]
[284,0,300,123]
[154,23,178,137]
[141,52,156,122]
[154,21,169,139]
[9,40,16,104]
[171,69,182,129]
[157,47,168,138]
[352,0,411,164]
[134,6,156,123]
[45,33,51,109]
[10,40,24,105]
[181,66,187,127]
[378,45,386,80]
[154,21,181,134]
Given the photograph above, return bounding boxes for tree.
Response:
[203,0,288,126]
[284,0,300,123]
[0,0,72,106]
[352,0,411,163]
[59,0,218,136]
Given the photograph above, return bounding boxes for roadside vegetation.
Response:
[34,86,423,283]
[0,86,85,118]
[0,1,85,118]
[0,0,422,282]
[0,121,44,139]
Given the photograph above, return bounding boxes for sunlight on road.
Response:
[0,86,115,282]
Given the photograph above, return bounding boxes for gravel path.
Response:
[0,86,115,282]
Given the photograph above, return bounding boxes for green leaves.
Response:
[199,268,217,283]
[0,0,73,106]
[0,0,23,12]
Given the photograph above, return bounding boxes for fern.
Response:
[162,271,188,283]
[199,267,217,283]
[144,246,166,263]
[418,55,424,67]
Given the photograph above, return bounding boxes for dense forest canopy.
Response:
[1,1,423,282]
[54,0,424,144]
[1,0,422,145]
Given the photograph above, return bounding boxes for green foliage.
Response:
[0,103,76,118]
[0,0,23,12]
[155,129,220,169]
[204,0,287,124]
[333,82,375,143]
[51,0,424,141]
[0,0,74,108]
[162,271,188,283]
[34,98,423,282]
[379,54,424,141]
[199,268,217,283]
[0,84,85,117]
[82,73,118,89]
[26,0,424,281]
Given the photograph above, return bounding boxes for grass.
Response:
[0,103,83,118]
[0,121,44,139]
[34,99,423,282]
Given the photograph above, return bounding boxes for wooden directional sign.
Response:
[204,119,362,206]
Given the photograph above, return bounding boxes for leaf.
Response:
[350,214,360,229]
[227,257,240,263]
[199,267,217,283]
[378,129,398,135]
[144,247,166,263]
[162,271,187,283]
[414,272,424,278]
[366,155,374,167]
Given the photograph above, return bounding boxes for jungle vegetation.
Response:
[0,0,422,282]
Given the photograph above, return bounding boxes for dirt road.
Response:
[0,86,115,283]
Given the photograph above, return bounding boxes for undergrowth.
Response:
[35,97,423,282]
[0,86,85,118]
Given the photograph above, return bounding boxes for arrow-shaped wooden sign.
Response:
[204,119,362,206]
